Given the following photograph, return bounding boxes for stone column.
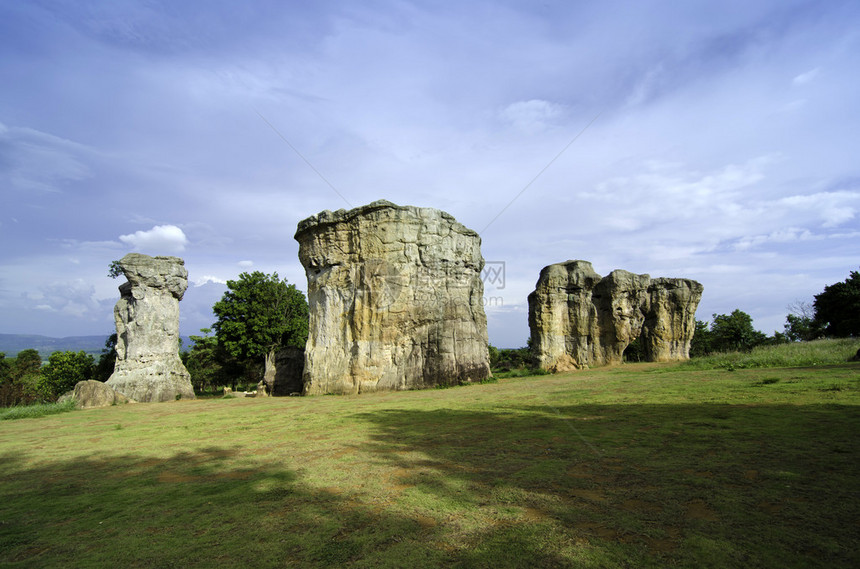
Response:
[106,253,196,402]
[295,200,491,394]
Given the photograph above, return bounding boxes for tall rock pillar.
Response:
[106,253,196,402]
[295,200,491,395]
[641,278,704,361]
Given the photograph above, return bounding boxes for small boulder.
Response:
[69,380,131,408]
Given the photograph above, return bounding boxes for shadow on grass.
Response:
[0,446,577,568]
[352,403,860,569]
[1,402,857,568]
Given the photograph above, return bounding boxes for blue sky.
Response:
[1,0,858,347]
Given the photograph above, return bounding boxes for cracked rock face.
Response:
[295,200,491,395]
[106,253,195,402]
[528,260,702,370]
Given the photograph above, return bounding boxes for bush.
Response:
[38,351,95,402]
[489,345,534,372]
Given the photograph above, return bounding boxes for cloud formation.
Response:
[0,0,858,344]
[118,225,188,254]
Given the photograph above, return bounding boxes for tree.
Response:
[12,349,42,382]
[94,334,118,382]
[38,351,94,401]
[813,269,860,337]
[0,353,9,383]
[1,350,41,407]
[782,301,823,342]
[182,328,240,393]
[689,319,713,357]
[212,272,309,389]
[0,352,18,407]
[710,310,767,353]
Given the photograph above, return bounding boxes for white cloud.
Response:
[119,225,188,254]
[238,260,254,268]
[193,275,227,287]
[777,191,859,228]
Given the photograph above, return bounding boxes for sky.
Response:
[1,0,858,348]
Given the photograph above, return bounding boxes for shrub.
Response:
[38,351,95,402]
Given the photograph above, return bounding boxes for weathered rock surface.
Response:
[63,380,131,408]
[106,253,196,402]
[295,200,491,395]
[641,277,705,362]
[528,260,702,370]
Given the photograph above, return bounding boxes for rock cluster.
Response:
[106,253,196,402]
[528,260,702,370]
[295,200,491,394]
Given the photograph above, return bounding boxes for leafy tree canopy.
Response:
[38,350,94,401]
[182,328,243,392]
[0,353,10,384]
[12,349,42,381]
[814,269,860,337]
[689,319,713,357]
[710,310,767,353]
[212,272,309,376]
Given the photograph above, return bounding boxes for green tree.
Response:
[182,328,240,393]
[783,301,823,342]
[38,351,94,401]
[212,272,309,388]
[12,349,42,381]
[689,319,713,357]
[813,269,860,337]
[0,353,9,383]
[487,344,500,369]
[784,314,819,342]
[0,352,18,407]
[94,334,118,382]
[1,351,41,407]
[710,310,767,353]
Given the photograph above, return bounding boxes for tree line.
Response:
[689,268,859,356]
[0,336,116,407]
[2,268,856,406]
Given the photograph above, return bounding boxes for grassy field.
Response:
[1,361,858,568]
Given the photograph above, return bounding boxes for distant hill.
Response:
[0,334,194,359]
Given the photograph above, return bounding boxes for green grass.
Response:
[684,337,860,370]
[492,367,551,379]
[1,362,858,568]
[0,399,76,421]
